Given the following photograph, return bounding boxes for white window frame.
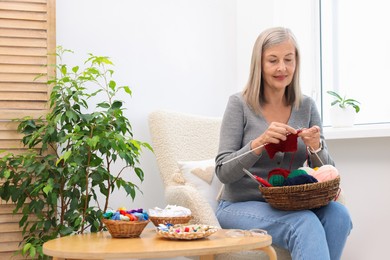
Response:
[319,0,390,131]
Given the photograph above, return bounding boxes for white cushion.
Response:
[177,159,222,211]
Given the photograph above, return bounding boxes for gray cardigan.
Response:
[215,92,334,202]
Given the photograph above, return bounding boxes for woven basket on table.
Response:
[149,215,192,227]
[102,219,150,238]
[259,176,340,211]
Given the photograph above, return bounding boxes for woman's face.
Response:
[261,39,296,92]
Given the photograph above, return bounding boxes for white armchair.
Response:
[148,109,291,260]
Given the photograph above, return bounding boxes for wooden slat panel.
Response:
[0,28,47,38]
[0,9,47,21]
[0,64,46,74]
[0,82,48,92]
[0,18,46,30]
[0,203,20,211]
[0,149,42,157]
[0,251,29,259]
[0,140,43,149]
[0,64,47,74]
[0,241,20,252]
[0,232,24,243]
[0,214,38,224]
[0,130,23,140]
[0,55,47,65]
[5,0,46,3]
[0,222,21,233]
[0,73,47,83]
[0,109,48,120]
[0,122,19,131]
[0,46,48,56]
[0,91,47,101]
[0,101,47,109]
[0,200,32,209]
[1,1,55,257]
[0,140,26,149]
[0,37,47,48]
[0,2,46,12]
[46,0,55,86]
[0,213,23,223]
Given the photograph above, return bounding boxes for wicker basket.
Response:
[156,224,219,240]
[149,215,192,227]
[259,176,340,211]
[102,219,150,238]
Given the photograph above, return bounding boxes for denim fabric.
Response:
[216,200,352,260]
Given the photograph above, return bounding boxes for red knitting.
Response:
[265,130,302,159]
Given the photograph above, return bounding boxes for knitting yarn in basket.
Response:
[259,176,340,211]
[102,218,149,238]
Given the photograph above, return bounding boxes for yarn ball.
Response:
[269,175,285,186]
[103,208,149,221]
[268,168,290,179]
[283,174,318,186]
[310,164,339,182]
[298,166,315,175]
[288,169,308,179]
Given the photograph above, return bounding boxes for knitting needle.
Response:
[242,168,265,187]
[308,146,325,166]
[221,129,301,165]
[221,143,266,165]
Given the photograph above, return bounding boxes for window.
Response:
[320,0,390,126]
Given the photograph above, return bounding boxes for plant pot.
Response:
[329,106,356,128]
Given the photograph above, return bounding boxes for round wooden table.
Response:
[43,228,276,260]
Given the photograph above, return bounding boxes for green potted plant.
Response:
[327,90,361,127]
[0,47,152,259]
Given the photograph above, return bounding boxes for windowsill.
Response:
[323,123,390,140]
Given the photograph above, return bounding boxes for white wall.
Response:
[236,0,321,100]
[57,0,237,212]
[57,1,389,259]
[327,137,390,260]
[56,0,318,211]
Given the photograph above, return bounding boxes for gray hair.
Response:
[243,27,302,114]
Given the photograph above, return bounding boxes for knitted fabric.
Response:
[265,130,301,159]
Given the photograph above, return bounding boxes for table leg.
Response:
[256,245,277,260]
[199,254,214,260]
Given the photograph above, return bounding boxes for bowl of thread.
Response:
[148,205,192,227]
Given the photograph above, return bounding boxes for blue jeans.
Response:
[216,200,352,260]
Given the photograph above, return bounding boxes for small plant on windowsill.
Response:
[327,90,361,127]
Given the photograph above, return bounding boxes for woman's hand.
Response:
[298,125,321,150]
[251,122,297,155]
